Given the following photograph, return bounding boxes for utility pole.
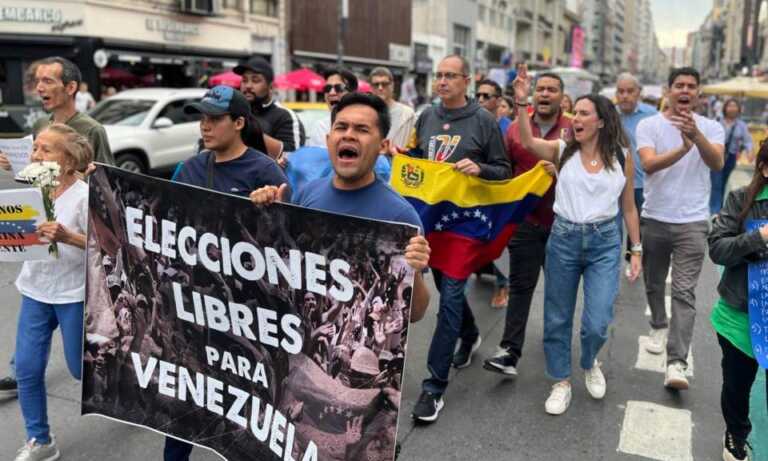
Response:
[337,0,348,66]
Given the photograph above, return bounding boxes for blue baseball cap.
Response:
[184,85,251,118]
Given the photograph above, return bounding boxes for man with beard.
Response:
[307,68,358,147]
[636,67,724,390]
[234,56,305,158]
[483,71,570,378]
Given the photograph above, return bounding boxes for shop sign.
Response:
[389,43,412,65]
[0,6,63,23]
[145,18,199,43]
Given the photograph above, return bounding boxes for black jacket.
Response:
[708,186,768,312]
[253,100,305,152]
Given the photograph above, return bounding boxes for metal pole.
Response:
[337,0,348,66]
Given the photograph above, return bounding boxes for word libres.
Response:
[125,206,354,302]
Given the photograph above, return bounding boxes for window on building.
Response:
[479,5,487,23]
[490,10,497,27]
[250,0,277,16]
[453,24,471,57]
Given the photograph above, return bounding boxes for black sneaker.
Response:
[411,391,444,423]
[0,376,17,398]
[483,351,518,376]
[453,336,482,369]
[723,432,750,461]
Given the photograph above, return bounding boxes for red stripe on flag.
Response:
[0,234,44,246]
[426,223,519,279]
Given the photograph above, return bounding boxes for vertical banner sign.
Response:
[83,165,417,461]
[0,188,51,261]
[747,219,768,368]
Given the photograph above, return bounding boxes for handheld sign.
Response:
[0,188,51,261]
[0,135,33,178]
[747,219,768,367]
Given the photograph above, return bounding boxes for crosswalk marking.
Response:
[618,400,693,461]
[635,336,694,377]
[644,295,671,318]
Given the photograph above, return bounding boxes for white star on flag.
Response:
[464,211,471,217]
[441,215,450,222]
[480,215,487,222]
[474,209,482,218]
[435,223,443,231]
[451,211,459,219]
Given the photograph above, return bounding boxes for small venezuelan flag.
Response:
[391,155,553,279]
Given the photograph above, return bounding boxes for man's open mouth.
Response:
[338,147,359,159]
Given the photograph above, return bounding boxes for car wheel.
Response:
[117,153,146,173]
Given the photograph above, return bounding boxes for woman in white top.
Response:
[513,65,642,416]
[14,123,91,461]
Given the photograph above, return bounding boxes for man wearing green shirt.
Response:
[30,57,114,165]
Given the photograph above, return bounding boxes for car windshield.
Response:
[90,99,156,126]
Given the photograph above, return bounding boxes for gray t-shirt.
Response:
[33,112,114,165]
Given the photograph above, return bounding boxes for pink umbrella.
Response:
[357,79,372,93]
[274,68,326,92]
[209,71,241,88]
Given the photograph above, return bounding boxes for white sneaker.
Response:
[664,361,689,390]
[645,328,668,355]
[585,360,606,399]
[545,381,572,415]
[14,435,60,461]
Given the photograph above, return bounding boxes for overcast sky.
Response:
[651,0,713,48]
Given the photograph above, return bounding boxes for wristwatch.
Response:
[630,243,643,255]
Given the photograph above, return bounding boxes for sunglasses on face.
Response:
[476,92,497,100]
[372,81,391,89]
[324,83,347,94]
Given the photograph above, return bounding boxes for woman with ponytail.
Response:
[708,141,768,461]
[513,64,642,415]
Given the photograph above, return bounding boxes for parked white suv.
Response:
[89,88,206,173]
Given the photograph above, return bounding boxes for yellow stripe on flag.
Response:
[390,155,553,207]
[0,205,40,221]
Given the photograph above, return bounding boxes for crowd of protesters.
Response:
[0,52,764,461]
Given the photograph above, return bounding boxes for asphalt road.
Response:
[0,167,764,461]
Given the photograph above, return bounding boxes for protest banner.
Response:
[0,188,51,261]
[747,219,768,368]
[82,165,417,461]
[0,135,33,178]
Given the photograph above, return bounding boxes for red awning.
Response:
[209,70,241,88]
[274,68,325,92]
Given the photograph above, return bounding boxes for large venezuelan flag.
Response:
[390,155,553,279]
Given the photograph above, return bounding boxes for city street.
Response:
[0,168,764,461]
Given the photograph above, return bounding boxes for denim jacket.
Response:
[708,186,768,312]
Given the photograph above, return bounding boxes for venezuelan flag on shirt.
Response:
[390,155,553,279]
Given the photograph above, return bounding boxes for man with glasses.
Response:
[403,54,510,424]
[477,78,510,136]
[308,67,358,147]
[370,66,416,149]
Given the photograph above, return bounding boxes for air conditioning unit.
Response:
[180,0,217,16]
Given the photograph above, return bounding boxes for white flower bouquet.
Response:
[18,161,61,257]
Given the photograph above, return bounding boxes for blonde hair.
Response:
[40,123,93,173]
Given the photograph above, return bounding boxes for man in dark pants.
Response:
[483,72,572,376]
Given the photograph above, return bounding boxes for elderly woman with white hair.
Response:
[13,123,92,461]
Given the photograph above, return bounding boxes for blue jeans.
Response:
[422,269,479,396]
[16,295,83,443]
[710,153,737,214]
[543,216,621,380]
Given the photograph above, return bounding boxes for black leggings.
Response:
[718,333,768,442]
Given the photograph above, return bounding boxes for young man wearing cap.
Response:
[162,86,287,460]
[307,68,359,147]
[234,56,306,158]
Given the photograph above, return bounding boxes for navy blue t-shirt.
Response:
[175,148,287,196]
[293,176,423,230]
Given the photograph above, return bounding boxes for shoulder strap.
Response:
[206,151,215,189]
[615,146,626,172]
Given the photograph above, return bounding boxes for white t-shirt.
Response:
[553,140,627,224]
[75,91,95,113]
[308,116,331,148]
[635,113,725,223]
[16,180,89,304]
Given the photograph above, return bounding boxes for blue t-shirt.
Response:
[619,102,657,189]
[498,116,511,138]
[175,148,287,197]
[293,176,423,230]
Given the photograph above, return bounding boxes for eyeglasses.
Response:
[324,83,347,94]
[371,81,392,89]
[434,72,466,81]
[476,92,497,100]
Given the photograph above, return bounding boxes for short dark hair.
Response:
[331,93,391,138]
[477,79,502,97]
[323,67,358,92]
[668,67,700,87]
[36,56,82,97]
[442,54,470,76]
[535,72,564,91]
